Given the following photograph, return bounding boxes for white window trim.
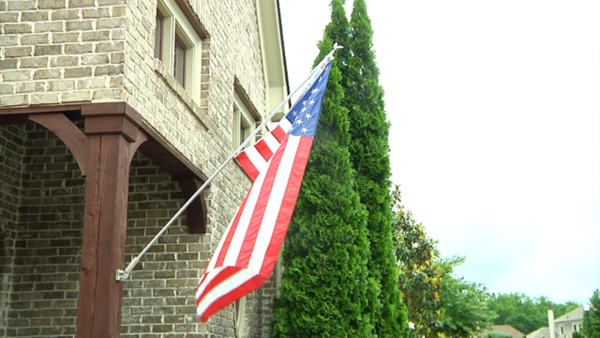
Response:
[156,0,201,103]
[233,93,256,148]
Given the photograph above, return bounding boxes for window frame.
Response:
[155,0,202,102]
[233,93,256,149]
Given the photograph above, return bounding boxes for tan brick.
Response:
[51,9,80,20]
[16,81,46,92]
[52,32,80,43]
[110,29,124,39]
[0,94,28,107]
[95,41,123,53]
[110,52,125,64]
[62,90,91,102]
[0,35,19,46]
[48,79,76,91]
[38,0,65,9]
[77,77,106,89]
[21,11,50,21]
[31,93,61,105]
[21,57,49,68]
[2,70,31,82]
[0,83,15,94]
[92,88,121,101]
[97,18,125,29]
[34,45,62,56]
[0,59,18,70]
[3,46,32,58]
[81,30,110,42]
[94,64,122,76]
[64,43,93,54]
[21,33,50,45]
[4,23,33,34]
[65,20,93,31]
[51,55,79,67]
[33,69,61,80]
[111,5,126,17]
[97,0,124,5]
[0,12,19,22]
[68,0,93,7]
[6,0,36,10]
[81,54,109,65]
[35,22,64,33]
[64,67,91,78]
[82,8,110,18]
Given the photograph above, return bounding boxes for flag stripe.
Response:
[246,135,302,273]
[258,137,313,276]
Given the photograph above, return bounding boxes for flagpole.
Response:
[116,45,342,281]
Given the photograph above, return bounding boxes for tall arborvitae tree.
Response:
[343,0,409,336]
[270,2,376,336]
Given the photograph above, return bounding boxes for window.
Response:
[560,325,564,334]
[154,0,202,102]
[233,93,256,148]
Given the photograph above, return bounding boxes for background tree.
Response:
[391,184,443,338]
[270,4,376,336]
[343,0,408,336]
[487,293,580,334]
[438,256,495,338]
[586,289,600,338]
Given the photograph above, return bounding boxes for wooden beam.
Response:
[76,113,145,338]
[28,113,89,176]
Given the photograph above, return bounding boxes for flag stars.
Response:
[301,127,308,133]
[309,100,316,105]
[301,107,307,113]
[295,119,303,125]
[311,88,319,94]
[305,113,312,119]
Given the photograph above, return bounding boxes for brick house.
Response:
[0,0,289,336]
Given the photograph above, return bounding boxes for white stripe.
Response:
[221,164,269,267]
[243,145,268,174]
[247,136,301,272]
[196,269,255,316]
[262,133,281,154]
[196,267,225,300]
[279,119,292,132]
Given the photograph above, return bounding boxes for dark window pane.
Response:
[174,38,186,86]
[154,13,163,59]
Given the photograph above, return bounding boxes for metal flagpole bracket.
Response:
[116,269,129,282]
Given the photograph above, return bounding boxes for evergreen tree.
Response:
[343,0,409,336]
[270,3,375,335]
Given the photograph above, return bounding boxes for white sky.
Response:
[279,1,600,304]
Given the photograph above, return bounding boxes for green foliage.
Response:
[340,0,408,336]
[588,289,600,337]
[270,4,376,336]
[438,257,495,338]
[485,333,513,338]
[391,185,442,338]
[487,293,582,334]
[573,331,585,338]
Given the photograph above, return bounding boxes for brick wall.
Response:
[0,121,273,337]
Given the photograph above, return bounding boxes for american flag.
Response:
[195,60,333,322]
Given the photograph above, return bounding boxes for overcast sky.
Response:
[279,1,600,304]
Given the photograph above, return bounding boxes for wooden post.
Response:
[76,105,146,338]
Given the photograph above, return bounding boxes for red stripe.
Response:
[260,137,313,277]
[196,267,239,306]
[272,126,285,143]
[199,274,264,322]
[235,152,259,182]
[213,192,251,267]
[254,139,274,161]
[235,136,289,268]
